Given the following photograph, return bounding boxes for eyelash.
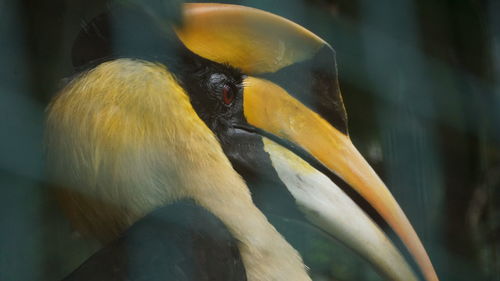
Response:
[221,84,235,105]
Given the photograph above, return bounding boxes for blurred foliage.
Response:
[0,0,499,280]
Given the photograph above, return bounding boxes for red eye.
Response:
[222,84,235,105]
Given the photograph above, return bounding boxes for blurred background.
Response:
[0,0,498,280]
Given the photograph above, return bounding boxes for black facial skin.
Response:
[172,55,246,146]
[170,52,305,221]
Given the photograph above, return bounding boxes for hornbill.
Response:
[45,2,439,281]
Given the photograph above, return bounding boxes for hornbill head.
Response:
[46,2,439,281]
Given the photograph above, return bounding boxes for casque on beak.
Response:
[175,3,439,281]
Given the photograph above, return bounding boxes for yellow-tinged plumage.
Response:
[46,59,311,281]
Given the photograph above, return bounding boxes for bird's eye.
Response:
[222,84,235,105]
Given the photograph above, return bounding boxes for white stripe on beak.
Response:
[263,138,418,281]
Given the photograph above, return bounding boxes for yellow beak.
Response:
[244,76,437,281]
[176,3,439,281]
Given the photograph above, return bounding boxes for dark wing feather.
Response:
[62,199,246,281]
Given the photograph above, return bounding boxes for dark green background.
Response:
[0,0,498,280]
